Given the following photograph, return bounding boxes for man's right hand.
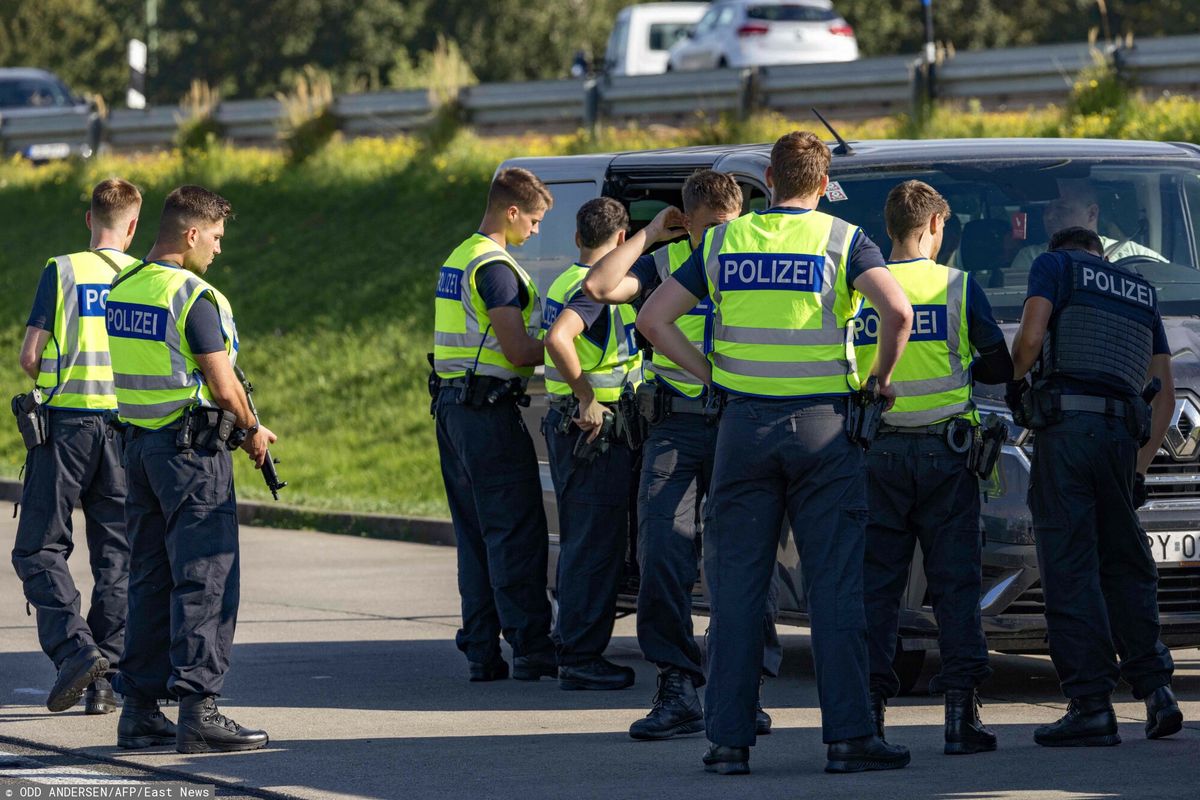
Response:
[241,424,278,469]
[647,206,687,243]
[1005,379,1030,416]
[573,398,607,442]
[875,377,898,412]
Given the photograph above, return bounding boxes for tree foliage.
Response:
[0,0,1196,108]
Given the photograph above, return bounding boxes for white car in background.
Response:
[605,2,710,76]
[667,0,858,70]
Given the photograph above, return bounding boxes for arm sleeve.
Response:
[966,275,1005,349]
[565,289,612,349]
[1153,313,1171,356]
[475,261,522,310]
[25,265,58,331]
[844,229,887,289]
[671,234,710,299]
[1025,251,1066,307]
[630,253,662,300]
[184,295,228,355]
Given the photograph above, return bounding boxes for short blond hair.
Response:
[90,178,142,228]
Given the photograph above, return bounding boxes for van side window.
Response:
[510,181,598,291]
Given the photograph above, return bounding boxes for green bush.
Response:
[2,97,1199,521]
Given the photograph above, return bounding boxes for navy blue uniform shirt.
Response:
[476,261,530,311]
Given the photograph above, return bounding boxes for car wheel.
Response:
[892,647,926,696]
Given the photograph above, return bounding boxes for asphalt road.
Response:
[0,514,1196,800]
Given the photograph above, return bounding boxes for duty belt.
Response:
[664,395,708,415]
[879,419,957,436]
[879,416,975,454]
[1058,395,1131,418]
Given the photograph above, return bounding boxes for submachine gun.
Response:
[233,366,287,500]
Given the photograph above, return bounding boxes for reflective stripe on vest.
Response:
[645,239,709,398]
[542,262,642,402]
[853,259,976,427]
[702,210,860,398]
[106,261,238,429]
[433,233,541,381]
[37,251,138,411]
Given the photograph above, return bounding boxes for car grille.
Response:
[1147,457,1200,501]
[1009,565,1200,616]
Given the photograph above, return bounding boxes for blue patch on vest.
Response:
[624,321,639,355]
[106,302,168,341]
[542,299,563,330]
[686,299,713,316]
[852,304,948,346]
[77,284,110,317]
[1075,263,1155,309]
[436,267,463,300]
[717,253,824,292]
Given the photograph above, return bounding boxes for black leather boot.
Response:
[755,679,772,735]
[85,677,117,715]
[702,743,749,775]
[117,697,177,750]
[559,657,635,691]
[825,735,911,773]
[944,688,997,755]
[629,668,704,740]
[468,658,508,682]
[176,695,269,754]
[512,649,557,681]
[1033,694,1120,747]
[1144,685,1183,740]
[47,645,108,713]
[869,689,887,741]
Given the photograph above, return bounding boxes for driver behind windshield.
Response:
[1010,179,1166,270]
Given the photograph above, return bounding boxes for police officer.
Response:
[584,171,782,737]
[855,181,1013,755]
[542,197,642,690]
[1009,225,1183,746]
[13,179,142,716]
[432,168,557,683]
[639,131,914,775]
[107,185,276,753]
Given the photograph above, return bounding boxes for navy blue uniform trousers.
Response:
[705,397,874,746]
[636,410,782,684]
[12,409,128,671]
[114,428,240,700]
[543,406,637,666]
[1029,411,1174,699]
[863,431,992,697]
[435,389,554,664]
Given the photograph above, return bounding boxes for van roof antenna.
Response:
[811,108,856,156]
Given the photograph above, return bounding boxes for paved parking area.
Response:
[1,517,1196,799]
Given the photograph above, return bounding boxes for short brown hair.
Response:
[488,167,553,214]
[770,131,831,201]
[159,185,233,237]
[576,197,629,248]
[681,170,742,215]
[90,178,141,228]
[885,180,951,240]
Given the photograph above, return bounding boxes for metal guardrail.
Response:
[758,55,915,120]
[1,35,1197,157]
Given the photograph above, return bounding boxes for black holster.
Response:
[636,382,665,425]
[846,377,885,449]
[968,414,1008,479]
[573,411,614,463]
[177,406,237,451]
[11,390,48,450]
[616,383,646,450]
[1014,381,1062,430]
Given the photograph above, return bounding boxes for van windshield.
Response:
[818,159,1200,321]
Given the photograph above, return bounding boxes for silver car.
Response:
[504,137,1200,695]
[667,0,859,71]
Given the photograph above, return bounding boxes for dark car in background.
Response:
[0,68,101,161]
[501,137,1200,693]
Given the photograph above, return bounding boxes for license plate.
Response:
[26,142,71,160]
[1145,531,1200,563]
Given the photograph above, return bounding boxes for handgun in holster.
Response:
[553,396,580,435]
[846,376,885,449]
[616,383,645,449]
[969,414,1008,480]
[573,411,615,463]
[1127,376,1161,446]
[11,388,48,450]
[427,352,441,416]
[1015,379,1061,430]
[636,382,664,425]
[486,377,530,408]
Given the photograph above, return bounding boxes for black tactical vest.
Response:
[1040,250,1157,397]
